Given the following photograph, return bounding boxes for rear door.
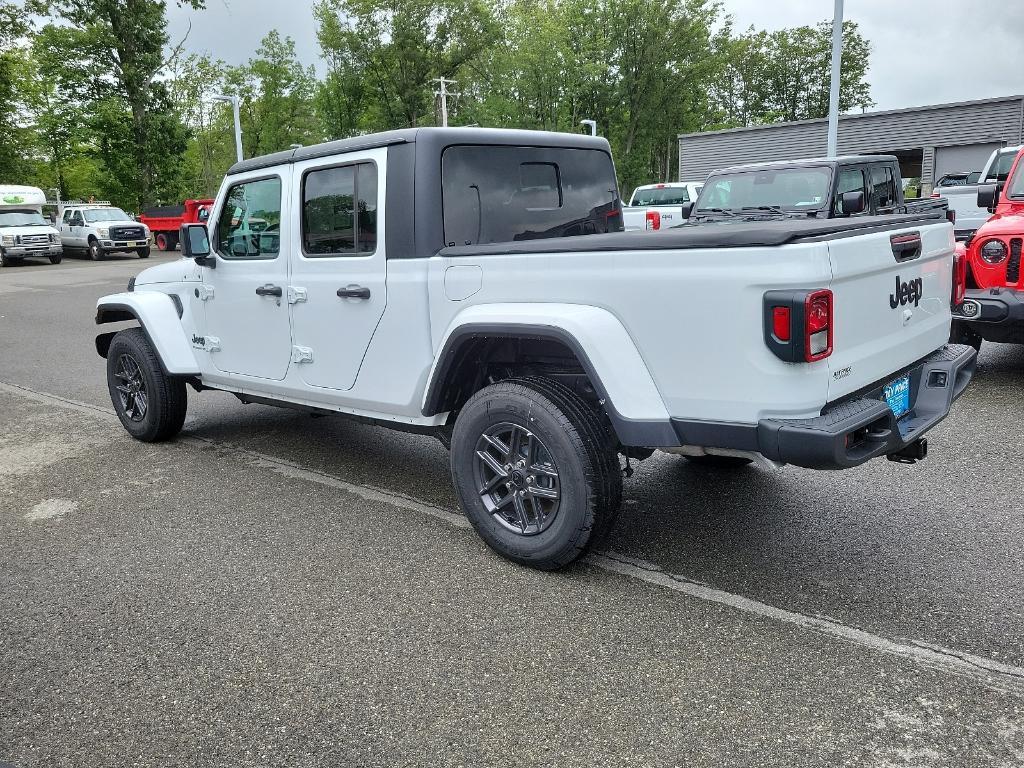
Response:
[288,146,387,391]
[826,222,953,402]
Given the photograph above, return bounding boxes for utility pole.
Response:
[433,77,457,128]
[826,0,844,157]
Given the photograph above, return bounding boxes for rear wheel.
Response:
[450,378,621,570]
[106,327,187,442]
[88,239,104,261]
[155,233,172,251]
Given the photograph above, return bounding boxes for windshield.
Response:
[84,208,131,223]
[1006,156,1024,198]
[631,186,690,206]
[0,209,47,227]
[989,151,1017,182]
[695,167,832,213]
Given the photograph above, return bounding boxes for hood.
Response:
[134,257,202,286]
[972,203,1024,239]
[0,224,59,238]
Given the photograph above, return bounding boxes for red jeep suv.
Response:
[951,146,1024,348]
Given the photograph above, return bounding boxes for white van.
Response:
[0,186,63,267]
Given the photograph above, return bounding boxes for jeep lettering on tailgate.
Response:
[890,275,923,308]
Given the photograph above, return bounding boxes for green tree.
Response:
[222,31,319,158]
[27,0,205,209]
[0,0,33,182]
[315,0,499,132]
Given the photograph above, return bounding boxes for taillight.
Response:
[804,289,833,362]
[952,251,967,307]
[645,211,661,230]
[772,307,791,341]
[763,289,834,363]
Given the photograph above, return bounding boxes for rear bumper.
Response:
[953,288,1024,344]
[669,345,976,470]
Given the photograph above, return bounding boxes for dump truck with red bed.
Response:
[139,199,213,251]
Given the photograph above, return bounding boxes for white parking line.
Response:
[3,378,1023,697]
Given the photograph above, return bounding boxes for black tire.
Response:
[0,249,19,267]
[168,233,179,251]
[451,378,621,570]
[106,327,187,442]
[49,253,63,264]
[683,454,752,468]
[88,238,105,261]
[155,233,169,251]
[137,246,151,258]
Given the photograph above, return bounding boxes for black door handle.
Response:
[337,285,371,300]
[256,284,283,297]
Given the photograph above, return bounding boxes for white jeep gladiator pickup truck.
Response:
[94,128,976,570]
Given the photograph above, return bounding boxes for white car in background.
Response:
[622,181,703,231]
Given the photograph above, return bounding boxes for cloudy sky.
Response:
[168,0,1024,112]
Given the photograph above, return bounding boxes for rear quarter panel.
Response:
[429,241,836,424]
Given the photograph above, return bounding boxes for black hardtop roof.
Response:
[711,155,899,176]
[226,127,612,176]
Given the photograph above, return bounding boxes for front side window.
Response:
[216,176,282,259]
[990,151,1017,182]
[871,165,897,209]
[1006,155,1024,198]
[442,145,621,247]
[833,167,868,215]
[302,161,378,256]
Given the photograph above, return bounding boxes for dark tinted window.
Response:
[303,162,377,256]
[442,146,621,247]
[631,186,690,205]
[870,165,897,209]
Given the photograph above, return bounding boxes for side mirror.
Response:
[181,223,214,267]
[841,190,866,215]
[679,201,695,218]
[977,184,998,212]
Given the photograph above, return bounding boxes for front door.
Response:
[203,172,293,381]
[288,149,387,391]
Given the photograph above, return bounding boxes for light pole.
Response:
[826,0,844,157]
[580,119,597,137]
[212,94,243,163]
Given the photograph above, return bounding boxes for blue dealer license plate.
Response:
[883,375,911,419]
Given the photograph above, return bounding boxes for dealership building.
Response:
[677,95,1024,193]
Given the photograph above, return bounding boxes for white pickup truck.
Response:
[622,181,702,231]
[93,128,976,570]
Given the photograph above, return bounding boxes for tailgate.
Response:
[826,221,953,402]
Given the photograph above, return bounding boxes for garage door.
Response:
[934,143,1003,181]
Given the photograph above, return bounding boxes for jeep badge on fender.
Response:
[890,276,923,308]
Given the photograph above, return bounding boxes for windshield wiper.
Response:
[741,205,787,214]
[695,207,736,217]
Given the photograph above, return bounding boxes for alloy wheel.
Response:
[114,353,149,422]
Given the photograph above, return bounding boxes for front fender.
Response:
[424,303,673,446]
[95,292,199,375]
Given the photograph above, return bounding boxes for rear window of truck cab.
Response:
[631,186,691,206]
[697,166,832,212]
[441,145,623,247]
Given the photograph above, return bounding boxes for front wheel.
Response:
[49,253,63,264]
[137,246,151,259]
[0,249,19,267]
[106,327,187,442]
[88,239,104,261]
[450,378,621,570]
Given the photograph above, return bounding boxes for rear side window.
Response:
[302,161,378,256]
[871,165,897,209]
[442,146,622,247]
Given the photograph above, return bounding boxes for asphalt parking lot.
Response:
[1,254,1023,767]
